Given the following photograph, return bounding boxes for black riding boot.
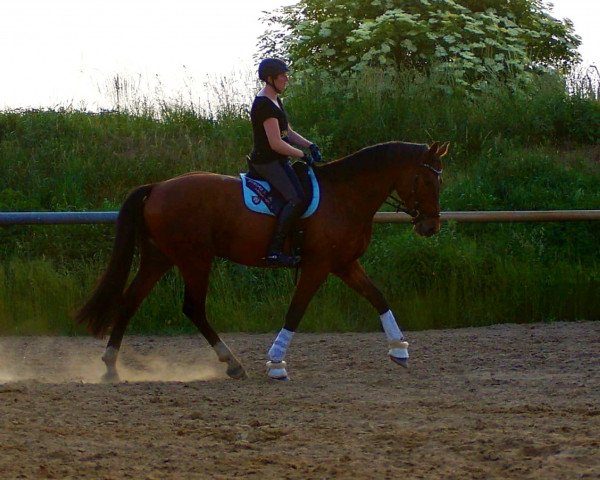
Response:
[266,201,303,267]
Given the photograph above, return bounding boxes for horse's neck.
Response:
[348,170,396,219]
[323,153,401,221]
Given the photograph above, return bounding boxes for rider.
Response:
[249,58,322,267]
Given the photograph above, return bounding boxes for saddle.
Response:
[240,160,321,261]
[240,160,320,218]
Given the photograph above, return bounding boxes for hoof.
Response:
[226,365,248,380]
[101,370,120,383]
[389,356,409,368]
[266,360,289,381]
[388,340,409,368]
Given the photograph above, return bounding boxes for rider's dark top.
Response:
[250,96,289,164]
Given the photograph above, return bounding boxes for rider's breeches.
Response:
[251,160,306,208]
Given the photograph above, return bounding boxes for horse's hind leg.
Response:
[102,243,172,382]
[181,262,246,380]
[334,260,409,367]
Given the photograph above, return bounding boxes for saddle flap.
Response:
[240,162,320,218]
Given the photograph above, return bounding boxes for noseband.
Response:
[384,163,442,224]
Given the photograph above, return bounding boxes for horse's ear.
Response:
[428,142,440,156]
[436,141,450,158]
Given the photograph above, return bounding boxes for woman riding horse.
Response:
[249,58,323,268]
[74,66,449,381]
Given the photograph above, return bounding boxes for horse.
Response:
[75,141,448,382]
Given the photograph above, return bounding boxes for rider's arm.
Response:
[263,118,304,158]
[287,127,312,149]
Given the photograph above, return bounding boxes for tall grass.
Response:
[0,67,598,334]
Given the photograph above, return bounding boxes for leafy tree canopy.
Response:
[258,0,581,90]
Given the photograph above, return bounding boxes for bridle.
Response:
[384,163,443,224]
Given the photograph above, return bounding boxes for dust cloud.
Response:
[0,335,223,384]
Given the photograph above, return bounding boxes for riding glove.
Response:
[309,143,323,163]
[302,152,315,166]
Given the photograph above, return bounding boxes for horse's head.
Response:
[395,141,449,237]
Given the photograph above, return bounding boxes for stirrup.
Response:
[265,252,300,267]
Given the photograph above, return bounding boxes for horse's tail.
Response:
[74,184,153,338]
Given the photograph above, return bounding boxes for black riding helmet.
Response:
[258,58,289,93]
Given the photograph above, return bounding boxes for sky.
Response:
[0,0,598,111]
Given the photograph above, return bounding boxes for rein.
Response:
[384,162,442,223]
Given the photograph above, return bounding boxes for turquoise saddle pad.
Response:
[239,167,320,218]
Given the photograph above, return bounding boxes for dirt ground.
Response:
[0,321,598,479]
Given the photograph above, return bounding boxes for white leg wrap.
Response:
[380,311,409,365]
[268,328,294,362]
[266,329,295,380]
[380,310,404,341]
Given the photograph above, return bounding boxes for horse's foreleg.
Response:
[266,265,329,380]
[182,270,247,380]
[334,260,409,367]
[102,245,171,383]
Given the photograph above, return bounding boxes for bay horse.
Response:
[75,141,448,381]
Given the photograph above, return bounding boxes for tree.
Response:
[258,0,581,90]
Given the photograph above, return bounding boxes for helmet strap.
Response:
[266,77,282,95]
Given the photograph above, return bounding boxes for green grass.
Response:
[0,258,88,335]
[0,67,598,334]
[2,223,597,335]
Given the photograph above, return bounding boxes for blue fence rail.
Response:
[1,210,600,225]
[0,212,118,225]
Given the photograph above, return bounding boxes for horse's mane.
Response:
[318,141,428,181]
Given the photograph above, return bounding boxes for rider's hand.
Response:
[302,152,315,166]
[309,144,323,163]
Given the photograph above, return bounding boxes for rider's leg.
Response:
[252,160,307,267]
[265,200,305,266]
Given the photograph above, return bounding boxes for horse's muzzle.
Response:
[413,217,440,237]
